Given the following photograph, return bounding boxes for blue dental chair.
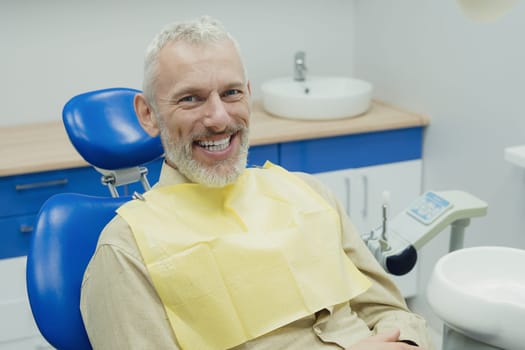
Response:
[26,88,164,350]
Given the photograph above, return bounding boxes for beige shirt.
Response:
[80,163,435,350]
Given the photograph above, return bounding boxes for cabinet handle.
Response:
[15,178,68,191]
[344,176,351,216]
[362,174,368,219]
[19,224,34,233]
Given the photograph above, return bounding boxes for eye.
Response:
[178,95,198,103]
[174,94,206,109]
[222,89,243,101]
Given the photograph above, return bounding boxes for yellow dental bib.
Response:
[117,163,371,350]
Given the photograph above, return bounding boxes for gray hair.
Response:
[142,16,244,111]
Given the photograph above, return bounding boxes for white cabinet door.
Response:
[314,168,355,217]
[315,160,422,236]
[0,257,51,350]
[314,160,422,298]
[349,160,422,234]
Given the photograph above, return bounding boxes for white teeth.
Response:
[197,137,231,151]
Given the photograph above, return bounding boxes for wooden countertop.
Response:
[0,100,429,177]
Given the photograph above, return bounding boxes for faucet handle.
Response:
[294,51,307,81]
[294,50,306,63]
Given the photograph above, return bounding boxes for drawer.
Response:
[0,215,37,258]
[0,167,108,217]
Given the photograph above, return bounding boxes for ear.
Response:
[246,80,252,96]
[134,93,160,137]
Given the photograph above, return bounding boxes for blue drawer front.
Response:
[0,214,36,258]
[0,159,167,216]
[247,144,279,167]
[279,127,424,173]
[0,167,108,217]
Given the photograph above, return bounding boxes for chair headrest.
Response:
[63,87,164,170]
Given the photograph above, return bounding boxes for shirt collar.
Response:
[155,160,191,187]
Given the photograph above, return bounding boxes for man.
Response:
[80,16,434,350]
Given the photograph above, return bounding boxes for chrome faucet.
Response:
[294,51,307,81]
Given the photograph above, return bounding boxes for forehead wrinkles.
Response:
[158,40,245,90]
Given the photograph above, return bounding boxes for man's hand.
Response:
[347,329,422,349]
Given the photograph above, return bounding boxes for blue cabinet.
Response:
[279,127,424,173]
[0,145,280,259]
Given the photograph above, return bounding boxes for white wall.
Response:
[354,0,525,330]
[1,0,355,126]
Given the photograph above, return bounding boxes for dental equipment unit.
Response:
[362,190,487,276]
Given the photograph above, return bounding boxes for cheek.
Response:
[227,102,251,126]
[163,113,194,141]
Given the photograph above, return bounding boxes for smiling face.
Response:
[135,39,251,187]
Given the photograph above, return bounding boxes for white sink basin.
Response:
[260,76,372,120]
[427,246,525,350]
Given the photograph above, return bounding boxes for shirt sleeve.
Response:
[295,172,435,349]
[80,217,181,350]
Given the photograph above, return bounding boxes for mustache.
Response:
[190,124,247,140]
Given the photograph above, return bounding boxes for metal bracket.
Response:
[95,166,152,198]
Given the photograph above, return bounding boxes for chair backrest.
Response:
[26,193,131,350]
[62,87,163,171]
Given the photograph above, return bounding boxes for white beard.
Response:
[160,124,249,188]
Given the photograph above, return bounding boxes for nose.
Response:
[202,92,230,131]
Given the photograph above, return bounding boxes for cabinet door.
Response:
[0,257,49,348]
[314,168,355,218]
[349,160,422,235]
[315,160,421,235]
